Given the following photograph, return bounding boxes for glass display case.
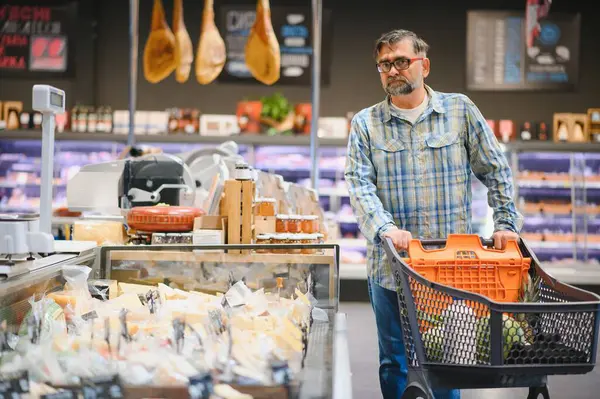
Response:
[0,243,348,399]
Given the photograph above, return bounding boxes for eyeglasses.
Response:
[376,57,424,73]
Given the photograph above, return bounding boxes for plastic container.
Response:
[301,215,319,233]
[276,215,289,233]
[404,234,531,302]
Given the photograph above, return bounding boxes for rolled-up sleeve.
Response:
[344,114,396,243]
[464,98,523,233]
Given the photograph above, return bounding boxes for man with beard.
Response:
[344,29,522,399]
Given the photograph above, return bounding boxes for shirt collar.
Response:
[381,85,446,122]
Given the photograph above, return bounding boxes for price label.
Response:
[0,370,29,398]
[41,389,78,399]
[81,311,99,321]
[188,373,213,399]
[81,375,123,399]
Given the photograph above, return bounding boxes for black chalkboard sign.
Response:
[217,5,333,86]
[466,11,580,91]
[0,2,77,78]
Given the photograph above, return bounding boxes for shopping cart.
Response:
[382,234,600,399]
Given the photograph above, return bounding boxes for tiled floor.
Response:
[340,302,598,399]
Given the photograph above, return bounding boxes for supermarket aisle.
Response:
[340,302,598,399]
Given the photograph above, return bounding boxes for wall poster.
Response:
[466,10,580,91]
[217,5,333,86]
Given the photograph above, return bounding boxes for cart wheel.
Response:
[402,385,430,399]
[527,385,550,399]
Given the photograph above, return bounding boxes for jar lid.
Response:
[274,233,290,240]
[256,233,273,239]
[315,233,324,238]
[303,215,319,220]
[288,214,302,220]
[256,197,277,203]
[304,233,319,239]
[294,233,310,240]
[276,214,289,220]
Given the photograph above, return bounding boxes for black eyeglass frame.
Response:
[376,57,424,73]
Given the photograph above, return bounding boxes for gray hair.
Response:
[373,29,430,59]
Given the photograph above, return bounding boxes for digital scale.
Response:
[0,85,97,278]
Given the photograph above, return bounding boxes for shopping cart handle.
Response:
[420,237,495,248]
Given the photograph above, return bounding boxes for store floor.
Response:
[340,302,598,399]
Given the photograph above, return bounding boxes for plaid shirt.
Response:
[344,86,523,290]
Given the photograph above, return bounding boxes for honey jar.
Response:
[255,197,277,217]
[287,215,302,233]
[276,214,289,233]
[287,233,302,254]
[301,215,319,233]
[272,233,289,254]
[299,233,317,254]
[255,233,273,253]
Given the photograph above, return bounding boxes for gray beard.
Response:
[385,80,415,96]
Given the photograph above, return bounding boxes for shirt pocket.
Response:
[371,139,410,214]
[423,131,466,174]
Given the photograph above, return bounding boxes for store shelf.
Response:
[0,130,349,147]
[505,141,600,153]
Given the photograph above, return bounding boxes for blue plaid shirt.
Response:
[344,86,523,290]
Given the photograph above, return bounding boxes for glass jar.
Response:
[276,214,289,233]
[255,197,277,217]
[234,161,252,181]
[301,215,319,233]
[287,215,302,233]
[287,233,302,254]
[300,233,317,254]
[255,233,272,253]
[272,233,289,254]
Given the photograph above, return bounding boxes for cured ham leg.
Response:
[173,0,194,83]
[195,0,226,85]
[143,0,178,84]
[245,0,280,85]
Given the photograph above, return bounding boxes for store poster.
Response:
[0,2,77,78]
[217,5,333,86]
[466,11,580,91]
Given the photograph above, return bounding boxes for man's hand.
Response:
[492,230,519,249]
[382,227,413,251]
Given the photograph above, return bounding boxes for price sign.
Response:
[0,2,76,77]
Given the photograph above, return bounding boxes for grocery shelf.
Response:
[0,129,349,147]
[505,140,600,153]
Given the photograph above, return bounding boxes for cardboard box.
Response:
[193,216,227,247]
[553,113,589,142]
[254,216,276,235]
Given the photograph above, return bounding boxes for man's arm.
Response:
[344,114,396,244]
[464,98,524,234]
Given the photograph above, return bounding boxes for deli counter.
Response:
[0,242,351,399]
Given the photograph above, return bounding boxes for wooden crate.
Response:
[222,179,255,254]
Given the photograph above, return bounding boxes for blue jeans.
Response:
[367,278,460,399]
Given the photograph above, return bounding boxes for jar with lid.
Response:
[276,214,289,233]
[255,233,273,253]
[272,233,289,254]
[255,197,277,217]
[298,234,317,254]
[301,215,319,233]
[287,233,302,254]
[287,215,302,233]
[235,161,253,181]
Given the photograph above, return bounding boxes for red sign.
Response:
[0,3,75,77]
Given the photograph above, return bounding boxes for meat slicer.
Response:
[67,153,197,215]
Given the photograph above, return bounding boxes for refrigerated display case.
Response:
[0,241,350,399]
